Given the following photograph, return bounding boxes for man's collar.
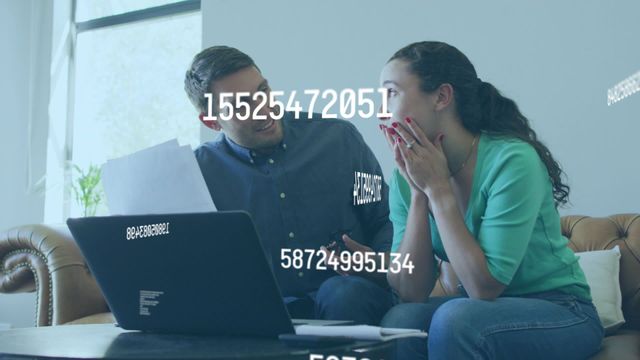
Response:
[222,117,290,164]
[223,134,256,163]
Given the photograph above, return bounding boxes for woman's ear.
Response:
[199,112,222,131]
[434,83,454,111]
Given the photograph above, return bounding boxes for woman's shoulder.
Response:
[481,133,541,165]
[478,133,548,189]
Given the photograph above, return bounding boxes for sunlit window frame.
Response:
[59,0,201,219]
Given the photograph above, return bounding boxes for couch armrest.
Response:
[0,224,109,326]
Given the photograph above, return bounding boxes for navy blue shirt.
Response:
[194,112,392,297]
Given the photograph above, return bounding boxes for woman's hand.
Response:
[390,118,450,197]
[380,123,422,196]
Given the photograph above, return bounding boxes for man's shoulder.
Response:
[193,134,226,162]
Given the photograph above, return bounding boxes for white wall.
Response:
[0,0,53,328]
[202,0,640,217]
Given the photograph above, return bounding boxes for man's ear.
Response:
[434,83,454,111]
[199,112,222,131]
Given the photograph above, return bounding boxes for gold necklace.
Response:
[450,135,478,177]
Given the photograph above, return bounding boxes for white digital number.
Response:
[268,90,285,120]
[281,248,292,269]
[235,92,250,120]
[218,92,234,121]
[357,88,375,118]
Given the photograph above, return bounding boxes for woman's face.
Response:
[379,59,442,141]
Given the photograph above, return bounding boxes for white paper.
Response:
[294,325,427,341]
[101,139,216,215]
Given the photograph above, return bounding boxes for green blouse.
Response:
[389,132,591,301]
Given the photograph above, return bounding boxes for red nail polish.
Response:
[398,137,404,143]
[387,128,397,135]
[392,122,398,128]
[405,117,411,123]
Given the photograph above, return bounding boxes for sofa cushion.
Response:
[576,246,625,333]
[562,214,640,331]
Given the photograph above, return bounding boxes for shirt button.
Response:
[268,158,275,164]
[282,143,287,150]
[289,232,295,239]
[250,151,256,157]
[298,271,304,277]
[280,192,286,199]
[249,159,254,164]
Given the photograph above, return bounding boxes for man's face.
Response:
[208,66,284,150]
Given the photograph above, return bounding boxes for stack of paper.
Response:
[101,139,216,215]
[294,325,428,341]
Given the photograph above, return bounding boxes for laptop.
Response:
[67,211,347,337]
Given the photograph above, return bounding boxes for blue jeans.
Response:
[380,291,604,360]
[284,275,393,325]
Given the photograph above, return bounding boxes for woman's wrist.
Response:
[411,189,429,205]
[427,187,457,216]
[425,182,454,207]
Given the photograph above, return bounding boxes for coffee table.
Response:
[0,323,392,359]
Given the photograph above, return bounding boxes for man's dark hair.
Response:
[184,46,259,113]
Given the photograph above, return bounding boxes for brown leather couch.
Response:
[1,214,638,358]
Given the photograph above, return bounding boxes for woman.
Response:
[378,41,603,360]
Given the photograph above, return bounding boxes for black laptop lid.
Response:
[66,211,295,337]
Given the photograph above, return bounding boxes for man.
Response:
[184,46,392,325]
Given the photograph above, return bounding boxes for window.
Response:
[45,0,201,221]
[75,0,185,22]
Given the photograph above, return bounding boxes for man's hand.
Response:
[320,235,390,286]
